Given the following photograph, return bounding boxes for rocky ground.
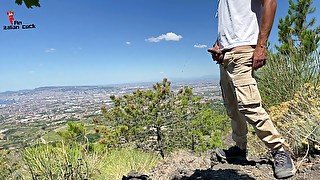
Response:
[123,150,320,180]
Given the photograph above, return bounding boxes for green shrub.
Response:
[97,79,229,157]
[269,84,320,157]
[101,148,159,180]
[191,105,230,152]
[0,149,25,179]
[256,49,320,157]
[23,142,105,179]
[257,50,319,108]
[57,122,87,144]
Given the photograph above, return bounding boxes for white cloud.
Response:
[28,70,35,74]
[194,44,207,48]
[45,48,56,53]
[126,42,131,45]
[146,32,183,43]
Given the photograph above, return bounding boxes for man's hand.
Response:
[208,43,223,64]
[253,0,277,70]
[252,46,267,70]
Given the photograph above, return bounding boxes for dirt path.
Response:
[145,150,320,180]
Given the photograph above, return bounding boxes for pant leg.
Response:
[222,48,285,150]
[220,64,248,150]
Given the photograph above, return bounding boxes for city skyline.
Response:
[1,0,319,92]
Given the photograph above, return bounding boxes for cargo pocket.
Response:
[234,78,261,106]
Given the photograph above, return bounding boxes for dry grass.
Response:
[269,84,320,157]
[254,50,320,158]
[23,142,105,179]
[248,84,320,158]
[101,148,159,180]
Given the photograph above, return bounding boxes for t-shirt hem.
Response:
[219,42,257,51]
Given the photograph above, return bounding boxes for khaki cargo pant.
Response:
[219,46,284,150]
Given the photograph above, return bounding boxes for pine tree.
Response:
[98,79,200,157]
[97,79,229,157]
[276,0,320,55]
[15,0,40,8]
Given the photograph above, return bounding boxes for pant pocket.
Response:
[234,79,261,106]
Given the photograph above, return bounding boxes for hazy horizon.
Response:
[0,74,220,93]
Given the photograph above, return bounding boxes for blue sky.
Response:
[0,0,319,92]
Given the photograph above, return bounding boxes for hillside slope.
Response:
[124,150,320,180]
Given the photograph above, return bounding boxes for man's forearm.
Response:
[257,0,277,47]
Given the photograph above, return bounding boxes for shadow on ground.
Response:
[179,169,255,180]
[223,158,273,166]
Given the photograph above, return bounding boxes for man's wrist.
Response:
[257,38,268,48]
[256,42,268,49]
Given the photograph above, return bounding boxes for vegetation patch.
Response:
[102,148,159,180]
[96,78,230,157]
[269,84,320,157]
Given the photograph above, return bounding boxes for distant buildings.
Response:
[0,80,221,125]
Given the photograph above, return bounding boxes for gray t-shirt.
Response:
[217,0,262,50]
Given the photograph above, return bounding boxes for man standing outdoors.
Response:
[208,0,295,179]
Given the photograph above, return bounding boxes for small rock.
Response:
[304,169,312,173]
[298,167,312,173]
[122,171,150,180]
[256,163,268,170]
[311,164,320,171]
